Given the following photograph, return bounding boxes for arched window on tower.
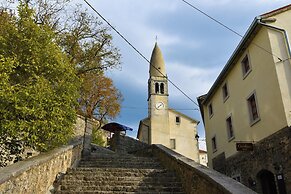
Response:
[155,83,159,93]
[160,83,164,94]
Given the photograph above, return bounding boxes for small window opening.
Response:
[160,83,164,94]
[170,139,176,149]
[176,116,180,124]
[155,83,159,93]
[212,136,217,152]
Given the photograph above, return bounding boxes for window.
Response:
[226,116,234,140]
[247,93,260,125]
[222,83,229,101]
[241,55,251,78]
[160,83,164,94]
[175,116,180,124]
[211,136,217,152]
[208,103,213,117]
[154,82,165,94]
[170,139,176,149]
[155,83,159,93]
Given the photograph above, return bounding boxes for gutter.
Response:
[202,16,291,105]
[202,17,261,105]
[257,17,291,60]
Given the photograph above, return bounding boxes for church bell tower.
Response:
[148,43,170,146]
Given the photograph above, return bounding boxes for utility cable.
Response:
[181,0,282,61]
[83,0,200,107]
[122,106,199,111]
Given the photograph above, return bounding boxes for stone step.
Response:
[56,191,185,194]
[60,176,180,184]
[87,155,153,158]
[55,151,185,194]
[59,185,184,192]
[60,173,178,181]
[59,181,182,188]
[60,179,181,185]
[79,158,159,163]
[69,167,167,172]
[80,159,158,164]
[67,168,171,177]
[77,164,162,169]
[77,165,162,169]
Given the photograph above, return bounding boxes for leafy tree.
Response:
[78,73,123,129]
[91,127,107,147]
[1,0,121,74]
[25,0,121,75]
[0,0,122,161]
[0,1,79,157]
[27,0,123,133]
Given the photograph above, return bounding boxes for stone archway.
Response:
[257,169,277,194]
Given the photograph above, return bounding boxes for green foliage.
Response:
[78,73,123,126]
[0,0,122,162]
[0,2,79,152]
[28,0,123,131]
[91,128,107,147]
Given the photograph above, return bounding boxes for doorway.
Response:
[257,170,277,194]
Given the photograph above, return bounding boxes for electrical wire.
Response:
[181,0,283,61]
[83,0,200,108]
[122,106,199,111]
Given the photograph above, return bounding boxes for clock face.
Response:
[155,102,165,110]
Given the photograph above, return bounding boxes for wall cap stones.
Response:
[152,144,257,194]
[0,141,82,185]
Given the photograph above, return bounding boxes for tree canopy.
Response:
[0,2,79,153]
[78,73,123,128]
[0,0,123,166]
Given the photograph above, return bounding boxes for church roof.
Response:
[168,109,199,124]
[149,43,166,77]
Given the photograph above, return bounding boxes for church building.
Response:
[137,43,200,162]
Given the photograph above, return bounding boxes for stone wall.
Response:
[220,126,291,194]
[72,115,87,143]
[110,133,150,153]
[152,144,257,194]
[0,141,82,194]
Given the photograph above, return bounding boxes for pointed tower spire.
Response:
[149,43,166,77]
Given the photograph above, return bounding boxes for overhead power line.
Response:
[181,0,282,61]
[122,106,199,111]
[83,0,200,107]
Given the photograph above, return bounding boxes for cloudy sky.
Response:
[79,0,290,150]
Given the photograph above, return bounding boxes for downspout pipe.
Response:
[257,16,291,61]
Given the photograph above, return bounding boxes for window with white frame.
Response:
[226,116,235,140]
[247,92,260,125]
[222,83,229,101]
[241,54,251,78]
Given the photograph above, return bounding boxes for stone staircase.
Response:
[55,149,185,194]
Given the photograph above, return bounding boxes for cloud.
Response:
[167,62,221,97]
[84,0,290,142]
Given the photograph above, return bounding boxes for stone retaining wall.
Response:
[0,141,82,194]
[223,126,290,193]
[110,133,150,153]
[152,144,257,194]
